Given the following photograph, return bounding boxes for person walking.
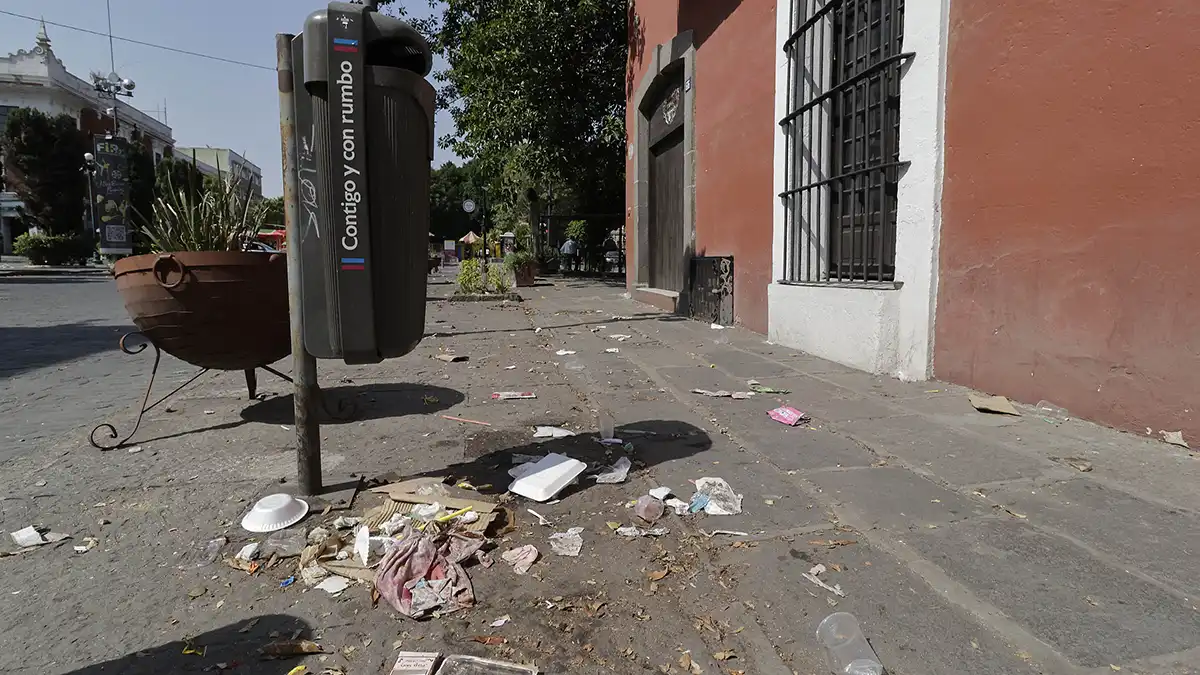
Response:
[560,237,579,273]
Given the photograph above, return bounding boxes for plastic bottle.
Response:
[816,612,884,675]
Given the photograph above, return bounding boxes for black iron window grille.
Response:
[779,0,912,283]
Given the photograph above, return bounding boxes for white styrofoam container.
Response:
[507,453,587,502]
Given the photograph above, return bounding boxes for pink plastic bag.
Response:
[767,406,810,426]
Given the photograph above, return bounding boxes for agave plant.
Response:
[139,156,266,253]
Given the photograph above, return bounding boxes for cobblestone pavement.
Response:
[0,270,1196,674]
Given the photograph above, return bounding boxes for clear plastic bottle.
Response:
[816,612,884,675]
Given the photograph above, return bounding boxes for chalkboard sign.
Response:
[93,137,132,255]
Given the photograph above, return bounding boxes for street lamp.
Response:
[81,152,98,245]
[90,71,136,136]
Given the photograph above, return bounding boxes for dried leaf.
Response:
[678,651,703,674]
[647,568,670,582]
[470,636,508,646]
[713,649,737,661]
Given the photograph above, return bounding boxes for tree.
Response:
[379,0,626,216]
[0,108,89,236]
[429,159,484,241]
[260,196,284,227]
[126,131,156,253]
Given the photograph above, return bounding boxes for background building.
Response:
[0,24,173,253]
[173,147,263,199]
[626,0,1198,441]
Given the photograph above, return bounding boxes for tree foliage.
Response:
[379,0,626,216]
[429,160,484,241]
[0,108,89,236]
[260,196,285,226]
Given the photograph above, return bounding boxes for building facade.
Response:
[626,0,1198,441]
[0,24,174,253]
[173,147,263,199]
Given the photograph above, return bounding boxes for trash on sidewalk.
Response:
[710,323,725,330]
[182,636,206,656]
[648,487,672,501]
[634,495,665,523]
[73,537,99,554]
[197,536,227,567]
[767,406,810,426]
[701,529,749,537]
[434,655,539,675]
[555,349,577,356]
[968,392,1020,416]
[389,651,442,675]
[593,456,632,484]
[533,426,575,439]
[664,498,690,516]
[441,415,491,426]
[375,520,484,619]
[693,388,755,400]
[241,494,310,533]
[609,334,632,342]
[491,391,536,400]
[802,563,846,597]
[332,516,361,530]
[1160,430,1189,449]
[508,453,587,502]
[262,528,307,559]
[501,545,539,575]
[236,542,260,561]
[1055,457,1094,472]
[809,538,858,548]
[693,477,744,515]
[315,576,352,596]
[817,612,882,675]
[9,526,48,548]
[435,353,469,363]
[549,527,584,556]
[748,379,790,394]
[260,639,325,658]
[370,481,499,534]
[605,347,620,353]
[489,614,511,628]
[616,526,669,537]
[527,509,553,526]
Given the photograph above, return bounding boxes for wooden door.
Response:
[647,75,686,293]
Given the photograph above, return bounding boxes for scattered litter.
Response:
[802,564,846,597]
[714,649,737,661]
[389,651,441,675]
[491,391,536,401]
[262,528,307,559]
[1161,430,1189,449]
[526,509,553,527]
[549,527,584,557]
[702,529,750,537]
[605,348,620,353]
[508,453,587,502]
[678,651,703,675]
[238,618,260,634]
[435,354,468,363]
[634,495,665,523]
[532,426,575,439]
[648,487,672,501]
[370,480,498,534]
[616,526,669,537]
[182,637,206,656]
[609,334,632,342]
[260,639,324,657]
[436,655,538,675]
[279,576,295,588]
[332,516,361,530]
[441,415,491,426]
[688,493,710,513]
[490,615,511,628]
[555,349,577,356]
[748,379,790,394]
[315,576,351,596]
[598,437,625,446]
[664,498,690,516]
[235,542,260,561]
[204,410,215,415]
[505,365,516,370]
[126,445,144,454]
[767,406,810,426]
[501,545,539,575]
[73,537,99,554]
[647,568,670,582]
[197,536,227,567]
[809,538,858,548]
[594,456,632,484]
[694,477,744,515]
[710,323,725,330]
[9,526,46,548]
[968,393,1020,416]
[241,494,309,533]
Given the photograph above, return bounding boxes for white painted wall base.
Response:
[768,0,950,382]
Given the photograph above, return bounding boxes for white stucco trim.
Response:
[768,0,950,380]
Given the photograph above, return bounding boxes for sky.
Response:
[0,0,458,196]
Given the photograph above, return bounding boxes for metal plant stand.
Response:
[89,331,354,450]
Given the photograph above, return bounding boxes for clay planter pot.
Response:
[514,262,537,287]
[112,251,290,370]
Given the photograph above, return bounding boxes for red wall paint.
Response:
[937,0,1200,441]
[627,0,776,333]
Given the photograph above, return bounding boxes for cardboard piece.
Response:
[390,651,442,675]
[968,393,1020,416]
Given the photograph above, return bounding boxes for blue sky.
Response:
[0,0,458,196]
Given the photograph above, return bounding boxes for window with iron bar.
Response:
[779,0,912,283]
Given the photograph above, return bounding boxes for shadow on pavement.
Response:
[240,383,466,425]
[388,420,712,498]
[59,613,312,674]
[0,321,131,379]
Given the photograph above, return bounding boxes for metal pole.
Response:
[276,33,322,496]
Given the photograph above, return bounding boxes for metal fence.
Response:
[779,0,912,283]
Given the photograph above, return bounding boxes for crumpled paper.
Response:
[549,527,584,557]
[501,545,539,574]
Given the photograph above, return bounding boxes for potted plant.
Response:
[503,222,538,287]
[111,165,290,371]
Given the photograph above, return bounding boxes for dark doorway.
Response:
[647,73,686,292]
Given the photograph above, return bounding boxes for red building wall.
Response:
[626,0,776,333]
[936,0,1200,441]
